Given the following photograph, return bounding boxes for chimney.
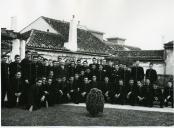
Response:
[10,16,17,32]
[64,15,78,52]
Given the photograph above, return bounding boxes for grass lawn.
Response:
[1,104,174,126]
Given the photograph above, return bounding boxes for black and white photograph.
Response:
[1,0,174,126]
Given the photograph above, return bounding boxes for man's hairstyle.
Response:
[25,50,31,54]
[1,54,8,58]
[36,77,42,82]
[15,55,20,59]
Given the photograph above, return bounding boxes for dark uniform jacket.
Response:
[119,69,131,84]
[131,66,144,82]
[111,69,120,83]
[164,87,173,100]
[96,69,106,82]
[21,58,32,82]
[9,61,21,80]
[1,62,9,86]
[146,69,157,83]
[80,82,92,94]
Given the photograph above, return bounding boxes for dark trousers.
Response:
[70,91,81,104]
[127,94,136,106]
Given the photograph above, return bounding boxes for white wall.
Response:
[20,17,57,34]
[34,50,104,64]
[165,49,174,75]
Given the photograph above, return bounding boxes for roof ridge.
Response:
[41,16,69,24]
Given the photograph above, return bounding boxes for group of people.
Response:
[1,50,173,112]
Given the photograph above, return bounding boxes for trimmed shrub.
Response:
[86,88,105,117]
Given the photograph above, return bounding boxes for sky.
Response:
[0,0,174,50]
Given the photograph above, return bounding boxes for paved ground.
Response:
[65,103,174,113]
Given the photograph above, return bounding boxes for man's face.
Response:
[26,52,31,59]
[49,71,54,76]
[80,70,85,75]
[33,57,38,63]
[137,81,142,87]
[149,64,153,69]
[86,69,90,73]
[57,78,62,83]
[102,59,106,65]
[153,84,158,89]
[15,56,20,63]
[69,77,74,82]
[99,65,103,70]
[2,57,8,63]
[115,65,119,70]
[119,80,123,86]
[104,77,109,83]
[129,80,134,85]
[92,58,97,64]
[42,77,46,83]
[136,61,140,66]
[71,62,75,67]
[77,60,81,65]
[16,72,21,79]
[37,80,42,86]
[92,76,97,82]
[146,79,150,85]
[44,60,49,66]
[62,77,66,82]
[167,82,172,88]
[84,78,88,84]
[75,74,79,80]
[48,79,52,85]
[108,61,113,67]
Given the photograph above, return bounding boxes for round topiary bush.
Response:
[86,88,105,117]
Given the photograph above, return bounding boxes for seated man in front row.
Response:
[28,78,48,112]
[80,77,92,102]
[164,81,173,107]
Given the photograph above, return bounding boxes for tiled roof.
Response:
[164,41,173,49]
[42,16,112,54]
[1,28,19,40]
[25,29,66,50]
[112,50,165,61]
[104,40,141,51]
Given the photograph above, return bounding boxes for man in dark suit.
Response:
[9,55,21,80]
[111,64,120,84]
[131,61,144,82]
[20,51,32,109]
[96,64,106,82]
[144,79,154,107]
[80,77,92,102]
[136,81,146,106]
[89,57,99,70]
[164,81,173,107]
[145,62,157,84]
[9,71,24,107]
[152,83,164,108]
[113,79,127,105]
[119,65,131,85]
[90,75,100,89]
[126,79,138,106]
[1,55,9,107]
[100,76,112,102]
[75,59,83,74]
